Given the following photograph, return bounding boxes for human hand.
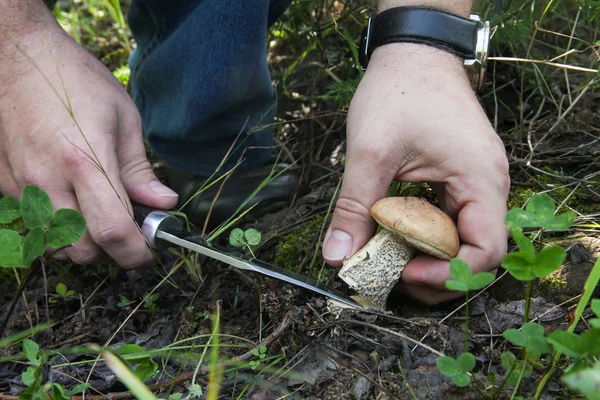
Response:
[0,24,178,267]
[322,43,510,304]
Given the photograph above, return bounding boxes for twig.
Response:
[0,262,39,337]
[0,375,208,400]
[237,309,298,361]
[488,56,599,73]
[315,319,445,357]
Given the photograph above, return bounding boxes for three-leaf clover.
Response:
[21,339,43,387]
[249,345,267,369]
[117,295,136,308]
[0,185,87,268]
[505,193,576,231]
[445,259,495,292]
[436,352,476,387]
[56,283,76,298]
[229,228,262,257]
[501,229,566,281]
[503,322,552,355]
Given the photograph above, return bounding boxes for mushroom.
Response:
[338,196,460,309]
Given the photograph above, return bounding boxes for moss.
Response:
[534,275,567,298]
[508,167,598,214]
[271,215,330,281]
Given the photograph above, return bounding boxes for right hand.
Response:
[0,24,179,267]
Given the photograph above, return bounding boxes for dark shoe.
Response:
[166,162,300,229]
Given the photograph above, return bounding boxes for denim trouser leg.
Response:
[127,0,291,176]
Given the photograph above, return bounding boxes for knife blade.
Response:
[136,207,365,310]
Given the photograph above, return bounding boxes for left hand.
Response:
[322,43,510,304]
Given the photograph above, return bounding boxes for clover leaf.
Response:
[503,323,551,355]
[533,246,566,277]
[505,193,575,231]
[437,352,475,387]
[229,228,245,247]
[0,229,23,267]
[20,185,53,230]
[47,208,87,249]
[22,227,46,267]
[0,196,21,224]
[244,229,262,246]
[445,259,495,292]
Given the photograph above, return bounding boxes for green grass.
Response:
[2,0,600,398]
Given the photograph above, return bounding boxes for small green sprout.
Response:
[229,228,262,258]
[117,295,136,308]
[143,293,160,313]
[249,345,267,369]
[436,352,476,387]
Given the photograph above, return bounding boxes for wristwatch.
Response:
[358,7,490,91]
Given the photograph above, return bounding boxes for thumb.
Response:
[117,110,179,209]
[323,157,393,266]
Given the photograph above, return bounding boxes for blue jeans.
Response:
[127,0,291,176]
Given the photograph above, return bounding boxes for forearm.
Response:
[378,0,472,16]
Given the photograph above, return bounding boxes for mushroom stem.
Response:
[338,229,414,309]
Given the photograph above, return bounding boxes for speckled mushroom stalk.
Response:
[338,197,460,309]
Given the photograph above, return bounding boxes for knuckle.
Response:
[334,196,372,225]
[92,221,129,248]
[69,249,100,265]
[64,242,102,265]
[21,169,46,188]
[61,147,90,175]
[121,156,152,178]
[492,155,511,192]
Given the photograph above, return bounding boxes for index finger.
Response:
[70,150,155,268]
[399,185,508,302]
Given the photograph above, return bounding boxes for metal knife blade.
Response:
[138,209,365,310]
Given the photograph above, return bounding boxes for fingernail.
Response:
[149,180,178,197]
[53,251,69,261]
[323,230,353,261]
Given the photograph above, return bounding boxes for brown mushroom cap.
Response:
[370,197,460,260]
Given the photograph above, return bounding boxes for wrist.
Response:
[377,0,473,16]
[0,0,58,50]
[368,42,472,91]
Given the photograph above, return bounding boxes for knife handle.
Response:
[133,203,183,250]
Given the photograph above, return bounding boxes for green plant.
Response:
[143,292,160,313]
[439,193,600,399]
[117,344,159,382]
[445,258,495,350]
[249,345,267,370]
[0,185,86,268]
[502,194,574,323]
[48,283,77,304]
[229,228,262,258]
[19,339,90,400]
[117,295,136,308]
[436,352,476,387]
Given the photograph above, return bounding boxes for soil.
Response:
[1,1,600,399]
[1,174,597,398]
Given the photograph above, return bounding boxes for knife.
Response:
[134,206,366,310]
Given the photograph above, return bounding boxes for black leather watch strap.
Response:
[360,7,479,66]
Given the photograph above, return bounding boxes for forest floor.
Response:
[1,1,600,399]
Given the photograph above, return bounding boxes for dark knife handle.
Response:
[132,203,183,249]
